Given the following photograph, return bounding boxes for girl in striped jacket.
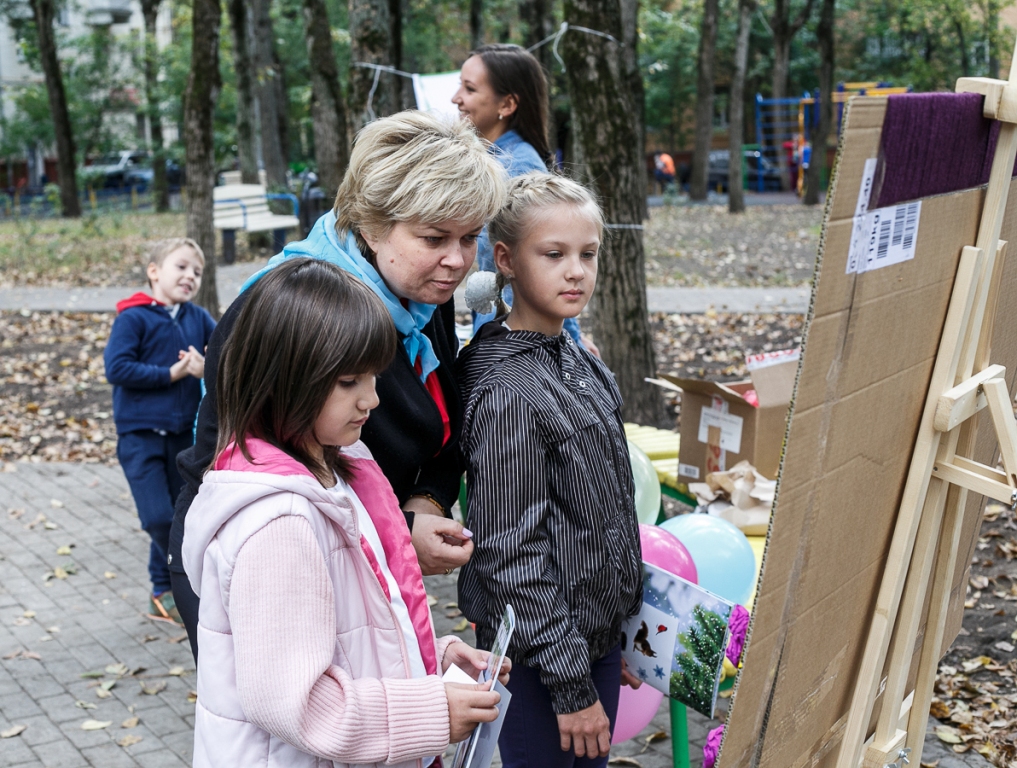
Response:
[457,174,643,768]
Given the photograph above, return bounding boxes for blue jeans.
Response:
[117,430,193,595]
[497,645,622,768]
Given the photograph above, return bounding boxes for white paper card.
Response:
[846,157,878,274]
[698,408,744,453]
[442,663,478,685]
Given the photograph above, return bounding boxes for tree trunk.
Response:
[228,0,260,183]
[470,0,484,49]
[185,0,222,317]
[561,0,665,426]
[519,0,552,71]
[303,0,350,199]
[771,0,814,191]
[273,46,291,164]
[688,0,718,201]
[728,0,754,214]
[803,0,833,206]
[30,0,81,217]
[141,0,169,212]
[348,0,400,130]
[251,0,289,189]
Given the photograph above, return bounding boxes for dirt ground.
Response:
[0,204,822,289]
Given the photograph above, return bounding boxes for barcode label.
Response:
[847,200,921,275]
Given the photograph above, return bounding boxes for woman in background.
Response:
[453,43,597,354]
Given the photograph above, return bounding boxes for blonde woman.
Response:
[168,111,507,660]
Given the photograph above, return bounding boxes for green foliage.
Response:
[639,0,700,149]
[670,605,727,716]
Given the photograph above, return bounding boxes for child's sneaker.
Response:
[148,591,184,625]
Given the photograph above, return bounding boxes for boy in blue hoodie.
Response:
[104,238,216,624]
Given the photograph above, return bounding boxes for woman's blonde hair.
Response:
[486,172,604,314]
[335,111,507,255]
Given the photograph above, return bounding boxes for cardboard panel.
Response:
[718,96,1017,768]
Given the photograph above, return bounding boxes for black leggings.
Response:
[170,568,200,662]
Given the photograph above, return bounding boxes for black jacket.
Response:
[168,291,464,574]
[456,321,642,714]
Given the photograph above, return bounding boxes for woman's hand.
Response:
[557,700,611,758]
[406,506,474,575]
[621,657,643,689]
[445,683,501,743]
[443,643,512,688]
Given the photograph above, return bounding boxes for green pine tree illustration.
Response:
[670,605,727,715]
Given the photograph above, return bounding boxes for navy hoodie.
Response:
[104,294,216,435]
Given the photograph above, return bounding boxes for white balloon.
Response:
[628,441,662,525]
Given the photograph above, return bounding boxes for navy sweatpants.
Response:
[498,645,622,768]
[117,430,193,595]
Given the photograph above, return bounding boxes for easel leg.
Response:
[669,699,690,768]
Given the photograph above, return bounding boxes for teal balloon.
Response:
[659,514,756,605]
[627,442,661,525]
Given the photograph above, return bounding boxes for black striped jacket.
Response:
[456,321,642,714]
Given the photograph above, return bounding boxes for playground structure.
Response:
[754,82,912,194]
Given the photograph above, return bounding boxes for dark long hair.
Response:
[471,44,552,167]
[215,258,397,484]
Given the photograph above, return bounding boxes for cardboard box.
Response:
[662,349,797,482]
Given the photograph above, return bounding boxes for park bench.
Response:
[213,184,299,264]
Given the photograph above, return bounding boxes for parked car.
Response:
[706,149,783,192]
[124,158,183,189]
[86,150,150,188]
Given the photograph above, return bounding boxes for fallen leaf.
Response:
[921,761,940,768]
[608,758,643,767]
[7,508,24,519]
[935,726,963,744]
[46,626,59,633]
[100,680,116,692]
[95,688,112,699]
[12,617,30,627]
[104,571,116,579]
[168,633,188,644]
[444,602,458,609]
[43,522,57,530]
[121,716,139,728]
[118,734,143,747]
[80,719,112,731]
[930,699,951,719]
[140,680,166,695]
[0,724,27,738]
[996,641,1015,653]
[452,618,470,633]
[105,662,128,676]
[427,594,437,607]
[26,513,46,529]
[640,730,669,753]
[50,499,63,508]
[74,700,96,710]
[187,690,198,703]
[79,670,104,679]
[55,545,73,555]
[22,610,35,619]
[445,609,463,618]
[168,666,185,676]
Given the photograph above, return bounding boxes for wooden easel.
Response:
[835,37,1017,768]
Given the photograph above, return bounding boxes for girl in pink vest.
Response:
[183,257,507,768]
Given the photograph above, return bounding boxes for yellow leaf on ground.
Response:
[80,720,112,731]
[168,666,185,676]
[935,727,963,744]
[0,724,27,738]
[427,594,437,607]
[452,618,470,632]
[140,680,167,695]
[121,717,139,729]
[22,610,35,618]
[56,545,72,556]
[118,734,143,747]
[52,567,68,580]
[104,571,116,579]
[608,758,643,767]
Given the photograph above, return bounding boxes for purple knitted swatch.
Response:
[703,725,725,768]
[873,92,1016,209]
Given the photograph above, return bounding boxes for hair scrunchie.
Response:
[464,271,501,315]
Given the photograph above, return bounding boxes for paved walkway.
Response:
[0,462,990,768]
[0,263,810,316]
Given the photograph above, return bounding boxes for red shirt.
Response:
[414,358,451,449]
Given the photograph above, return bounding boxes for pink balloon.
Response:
[639,523,698,584]
[612,682,665,744]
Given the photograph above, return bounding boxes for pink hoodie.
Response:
[183,438,459,768]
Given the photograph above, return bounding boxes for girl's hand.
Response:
[557,699,611,758]
[443,643,512,688]
[621,657,643,689]
[445,683,501,743]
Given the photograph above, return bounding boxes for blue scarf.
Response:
[240,212,440,381]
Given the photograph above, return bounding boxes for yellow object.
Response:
[623,423,679,460]
[745,536,766,611]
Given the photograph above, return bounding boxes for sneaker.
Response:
[148,591,184,626]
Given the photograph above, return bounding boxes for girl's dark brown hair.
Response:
[471,44,552,167]
[215,258,397,484]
